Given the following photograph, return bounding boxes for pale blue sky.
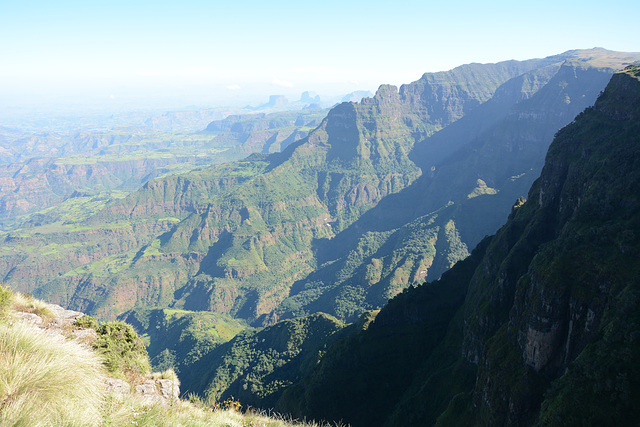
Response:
[1,0,638,111]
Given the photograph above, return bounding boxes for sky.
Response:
[1,0,639,113]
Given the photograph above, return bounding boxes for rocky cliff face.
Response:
[463,65,640,424]
[271,54,634,322]
[274,65,640,426]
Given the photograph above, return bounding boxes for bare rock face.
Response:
[523,325,563,372]
[134,379,180,404]
[104,378,131,398]
[157,379,180,402]
[7,305,100,366]
[44,303,85,327]
[15,311,43,325]
[135,380,160,404]
[14,302,85,336]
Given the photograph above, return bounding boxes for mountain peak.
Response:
[373,84,399,101]
[593,64,640,120]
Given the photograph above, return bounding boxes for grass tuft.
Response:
[148,368,180,384]
[0,285,11,317]
[9,292,56,319]
[0,321,106,426]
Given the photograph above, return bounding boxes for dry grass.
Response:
[0,321,106,426]
[9,291,56,319]
[0,284,345,427]
[103,395,343,427]
[147,368,180,384]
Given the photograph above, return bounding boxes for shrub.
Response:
[74,314,99,330]
[93,321,151,380]
[0,321,106,426]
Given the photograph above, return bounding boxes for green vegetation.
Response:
[204,109,328,154]
[72,313,154,380]
[195,313,346,409]
[14,191,130,228]
[75,313,99,329]
[1,49,633,327]
[273,65,640,426]
[1,53,640,427]
[277,239,489,426]
[93,321,152,380]
[0,284,340,426]
[270,51,629,323]
[0,108,329,232]
[466,179,498,199]
[120,307,248,394]
[65,251,137,277]
[538,285,640,425]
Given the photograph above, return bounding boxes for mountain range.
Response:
[1,47,639,425]
[1,48,637,324]
[164,63,640,426]
[274,63,640,426]
[0,108,328,230]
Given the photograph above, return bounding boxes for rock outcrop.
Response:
[135,379,180,404]
[10,299,180,405]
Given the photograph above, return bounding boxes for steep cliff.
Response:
[462,64,640,425]
[271,55,634,322]
[276,65,640,425]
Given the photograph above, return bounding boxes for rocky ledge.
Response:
[13,301,180,405]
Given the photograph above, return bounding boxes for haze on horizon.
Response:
[1,0,639,115]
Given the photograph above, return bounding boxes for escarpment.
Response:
[274,65,640,426]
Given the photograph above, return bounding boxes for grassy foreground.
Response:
[0,285,340,427]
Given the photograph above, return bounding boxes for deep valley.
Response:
[2,48,640,426]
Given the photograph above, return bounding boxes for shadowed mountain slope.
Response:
[275,65,640,426]
[270,55,635,322]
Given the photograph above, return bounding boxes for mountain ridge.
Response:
[0,49,638,328]
[269,57,632,322]
[272,64,640,426]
